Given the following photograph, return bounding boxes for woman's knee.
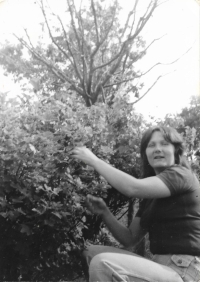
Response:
[82,245,97,260]
[82,244,110,261]
[82,244,104,268]
[89,252,114,271]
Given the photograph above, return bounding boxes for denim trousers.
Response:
[83,245,200,282]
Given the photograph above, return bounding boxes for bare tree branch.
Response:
[92,1,159,74]
[136,43,195,78]
[67,0,81,50]
[142,33,167,54]
[91,0,100,44]
[91,4,117,59]
[104,77,135,88]
[56,16,79,64]
[120,0,139,41]
[129,72,170,105]
[10,0,171,107]
[127,1,141,40]
[41,1,90,96]
[134,1,158,39]
[13,34,85,96]
[101,85,106,103]
[40,0,74,65]
[66,0,92,104]
[128,75,162,105]
[23,28,36,50]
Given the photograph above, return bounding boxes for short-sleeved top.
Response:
[136,165,200,255]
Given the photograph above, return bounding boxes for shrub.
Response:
[0,91,144,280]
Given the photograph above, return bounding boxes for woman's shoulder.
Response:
[157,165,199,195]
[164,164,192,175]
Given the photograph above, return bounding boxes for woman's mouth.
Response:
[154,156,164,159]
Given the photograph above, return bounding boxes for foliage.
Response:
[178,96,200,179]
[0,90,145,281]
[0,90,199,280]
[0,0,163,106]
[179,95,200,150]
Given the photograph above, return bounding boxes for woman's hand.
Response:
[71,146,99,167]
[85,195,108,216]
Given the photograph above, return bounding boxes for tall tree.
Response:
[0,0,166,106]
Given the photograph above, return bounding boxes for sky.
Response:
[0,0,199,119]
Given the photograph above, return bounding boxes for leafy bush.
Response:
[0,90,144,281]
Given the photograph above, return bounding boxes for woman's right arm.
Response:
[86,195,147,248]
[102,210,147,248]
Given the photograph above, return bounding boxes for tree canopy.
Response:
[0,0,165,106]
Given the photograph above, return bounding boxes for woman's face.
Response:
[145,131,175,174]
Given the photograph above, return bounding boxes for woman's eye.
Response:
[162,142,169,146]
[148,143,154,147]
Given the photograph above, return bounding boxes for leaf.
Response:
[20,224,31,235]
[75,177,83,188]
[100,145,113,154]
[29,144,37,154]
[52,212,62,219]
[32,208,42,214]
[53,187,62,195]
[61,211,71,217]
[117,145,129,154]
[44,184,52,192]
[17,208,26,215]
[12,198,23,203]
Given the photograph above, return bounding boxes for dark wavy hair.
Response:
[140,126,190,178]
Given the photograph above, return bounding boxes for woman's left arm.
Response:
[71,147,171,199]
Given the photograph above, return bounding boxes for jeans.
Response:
[83,245,200,282]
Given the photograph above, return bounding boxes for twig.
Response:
[130,70,175,105]
[136,42,195,78]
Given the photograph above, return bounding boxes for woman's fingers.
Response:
[70,147,99,166]
[85,195,106,214]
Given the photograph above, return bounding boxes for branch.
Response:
[39,0,85,84]
[122,52,129,73]
[56,15,82,80]
[120,0,139,40]
[136,43,195,78]
[91,0,100,44]
[92,1,159,74]
[101,85,106,103]
[42,1,86,88]
[130,71,175,105]
[142,33,167,54]
[14,34,64,81]
[157,0,169,7]
[23,28,36,50]
[93,52,124,100]
[90,3,117,59]
[67,0,91,103]
[13,34,84,96]
[67,0,81,50]
[127,1,141,39]
[88,2,119,98]
[134,1,158,39]
[104,77,135,88]
[92,45,125,72]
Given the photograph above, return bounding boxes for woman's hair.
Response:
[140,126,190,178]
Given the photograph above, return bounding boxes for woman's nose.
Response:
[154,145,162,152]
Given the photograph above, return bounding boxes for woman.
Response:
[71,126,200,282]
